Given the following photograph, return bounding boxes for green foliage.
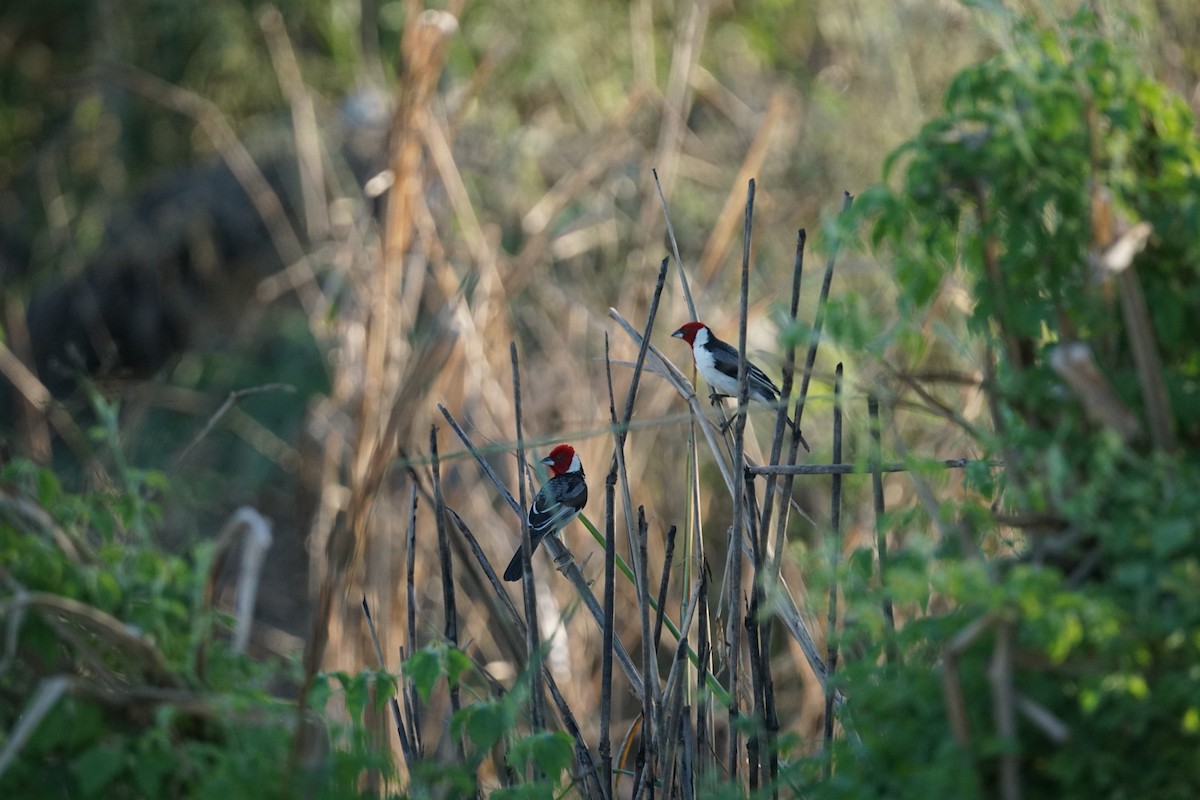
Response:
[0,453,383,799]
[403,643,471,703]
[825,7,1200,798]
[392,643,575,797]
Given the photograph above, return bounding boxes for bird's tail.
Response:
[502,547,526,582]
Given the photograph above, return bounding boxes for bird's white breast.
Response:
[691,327,740,396]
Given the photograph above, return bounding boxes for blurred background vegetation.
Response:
[2,0,1200,796]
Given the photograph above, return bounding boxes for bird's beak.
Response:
[540,455,555,467]
[671,329,683,339]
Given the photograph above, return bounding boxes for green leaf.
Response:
[71,741,126,798]
[36,468,62,506]
[343,671,371,720]
[455,701,506,752]
[525,731,573,777]
[404,648,441,702]
[444,647,472,689]
[506,730,573,783]
[1152,519,1194,559]
[372,670,399,714]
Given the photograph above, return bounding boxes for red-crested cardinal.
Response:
[503,444,588,582]
[672,321,809,449]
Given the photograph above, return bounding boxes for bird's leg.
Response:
[707,390,737,432]
[552,545,575,575]
[717,405,745,434]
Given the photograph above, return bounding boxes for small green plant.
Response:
[0,440,387,799]
[393,642,574,798]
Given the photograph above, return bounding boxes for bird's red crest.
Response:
[672,321,708,345]
[544,444,578,476]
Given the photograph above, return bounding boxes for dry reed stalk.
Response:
[290,6,459,777]
[652,524,678,651]
[746,224,809,800]
[695,92,788,287]
[635,0,710,246]
[632,509,655,800]
[600,338,618,800]
[509,345,546,735]
[403,485,424,759]
[609,305,841,759]
[744,474,764,791]
[691,562,711,763]
[822,363,844,779]
[429,427,465,765]
[720,178,758,784]
[259,6,328,243]
[361,596,414,771]
[757,228,806,551]
[869,397,899,664]
[773,191,854,581]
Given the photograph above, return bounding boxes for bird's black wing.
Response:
[706,336,740,379]
[528,473,588,535]
[708,337,780,401]
[746,361,781,402]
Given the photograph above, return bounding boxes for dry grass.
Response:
[273,2,1004,790]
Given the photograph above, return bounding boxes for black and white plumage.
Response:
[503,444,588,582]
[672,320,808,449]
[672,321,782,406]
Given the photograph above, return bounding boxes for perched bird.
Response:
[672,320,808,449]
[503,444,588,582]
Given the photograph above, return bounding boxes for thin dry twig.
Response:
[653,168,697,322]
[750,458,999,476]
[362,596,415,771]
[172,384,296,473]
